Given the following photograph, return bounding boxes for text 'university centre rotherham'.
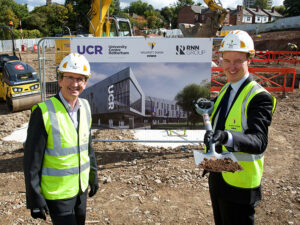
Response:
[81,67,187,129]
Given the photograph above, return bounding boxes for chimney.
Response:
[256,7,259,12]
[237,5,242,11]
[271,7,275,13]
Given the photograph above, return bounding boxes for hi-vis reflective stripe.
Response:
[240,82,262,130]
[81,99,91,126]
[44,99,89,157]
[45,99,61,153]
[233,152,264,161]
[42,161,90,176]
[45,144,88,156]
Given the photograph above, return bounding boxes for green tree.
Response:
[254,0,268,9]
[274,5,286,16]
[175,83,210,126]
[11,2,29,19]
[25,4,69,37]
[284,0,300,16]
[128,0,154,16]
[113,0,121,16]
[0,5,18,40]
[161,6,176,28]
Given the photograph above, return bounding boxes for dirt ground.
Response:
[0,31,299,224]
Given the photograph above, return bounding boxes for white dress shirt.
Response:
[223,73,249,147]
[59,92,81,130]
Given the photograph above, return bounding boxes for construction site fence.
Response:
[214,51,300,64]
[0,38,54,53]
[222,15,300,34]
[211,67,296,93]
[251,51,300,64]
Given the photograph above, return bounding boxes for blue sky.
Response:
[15,0,285,12]
[88,62,211,100]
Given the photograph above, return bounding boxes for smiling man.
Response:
[203,30,277,225]
[24,53,98,225]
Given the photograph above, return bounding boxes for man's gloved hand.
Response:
[204,130,214,148]
[212,130,228,146]
[31,206,49,220]
[204,130,228,147]
[89,184,99,197]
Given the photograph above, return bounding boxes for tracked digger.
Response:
[179,0,228,38]
[0,26,41,112]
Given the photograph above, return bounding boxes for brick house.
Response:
[246,7,269,23]
[262,7,283,22]
[229,5,253,25]
[177,5,230,26]
[177,5,207,24]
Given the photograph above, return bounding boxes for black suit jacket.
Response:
[23,94,98,209]
[209,76,274,204]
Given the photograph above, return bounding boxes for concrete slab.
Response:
[2,123,28,143]
[2,125,205,149]
[133,129,205,148]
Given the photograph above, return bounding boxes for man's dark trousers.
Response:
[46,190,87,225]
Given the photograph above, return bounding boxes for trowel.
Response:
[193,98,243,172]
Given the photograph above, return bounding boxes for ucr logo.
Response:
[108,85,114,110]
[77,45,103,55]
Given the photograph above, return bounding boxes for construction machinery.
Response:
[55,0,133,64]
[0,26,41,112]
[88,0,133,37]
[179,0,228,37]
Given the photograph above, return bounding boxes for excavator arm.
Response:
[179,0,228,37]
[204,0,228,28]
[88,0,112,37]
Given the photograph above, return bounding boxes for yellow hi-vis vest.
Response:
[37,97,91,200]
[211,81,276,189]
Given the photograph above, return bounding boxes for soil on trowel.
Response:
[198,157,243,172]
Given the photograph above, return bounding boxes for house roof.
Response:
[247,8,269,16]
[190,5,207,13]
[262,9,283,17]
[230,8,252,16]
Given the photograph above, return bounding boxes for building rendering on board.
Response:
[81,67,187,128]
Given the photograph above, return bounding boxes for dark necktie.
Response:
[215,85,232,131]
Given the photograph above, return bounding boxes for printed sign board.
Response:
[71,37,212,129]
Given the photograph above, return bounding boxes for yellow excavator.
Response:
[88,0,133,37]
[179,0,228,37]
[0,26,41,112]
[55,0,133,64]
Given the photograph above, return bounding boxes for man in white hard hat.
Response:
[24,53,98,225]
[203,30,276,224]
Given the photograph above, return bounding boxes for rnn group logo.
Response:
[176,45,206,55]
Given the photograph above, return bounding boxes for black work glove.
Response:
[204,130,214,148]
[89,184,99,197]
[204,130,228,147]
[31,205,49,220]
[212,130,228,146]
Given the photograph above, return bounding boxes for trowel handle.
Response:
[202,113,213,131]
[203,113,216,153]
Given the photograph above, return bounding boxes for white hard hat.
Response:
[58,53,91,77]
[219,30,255,54]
